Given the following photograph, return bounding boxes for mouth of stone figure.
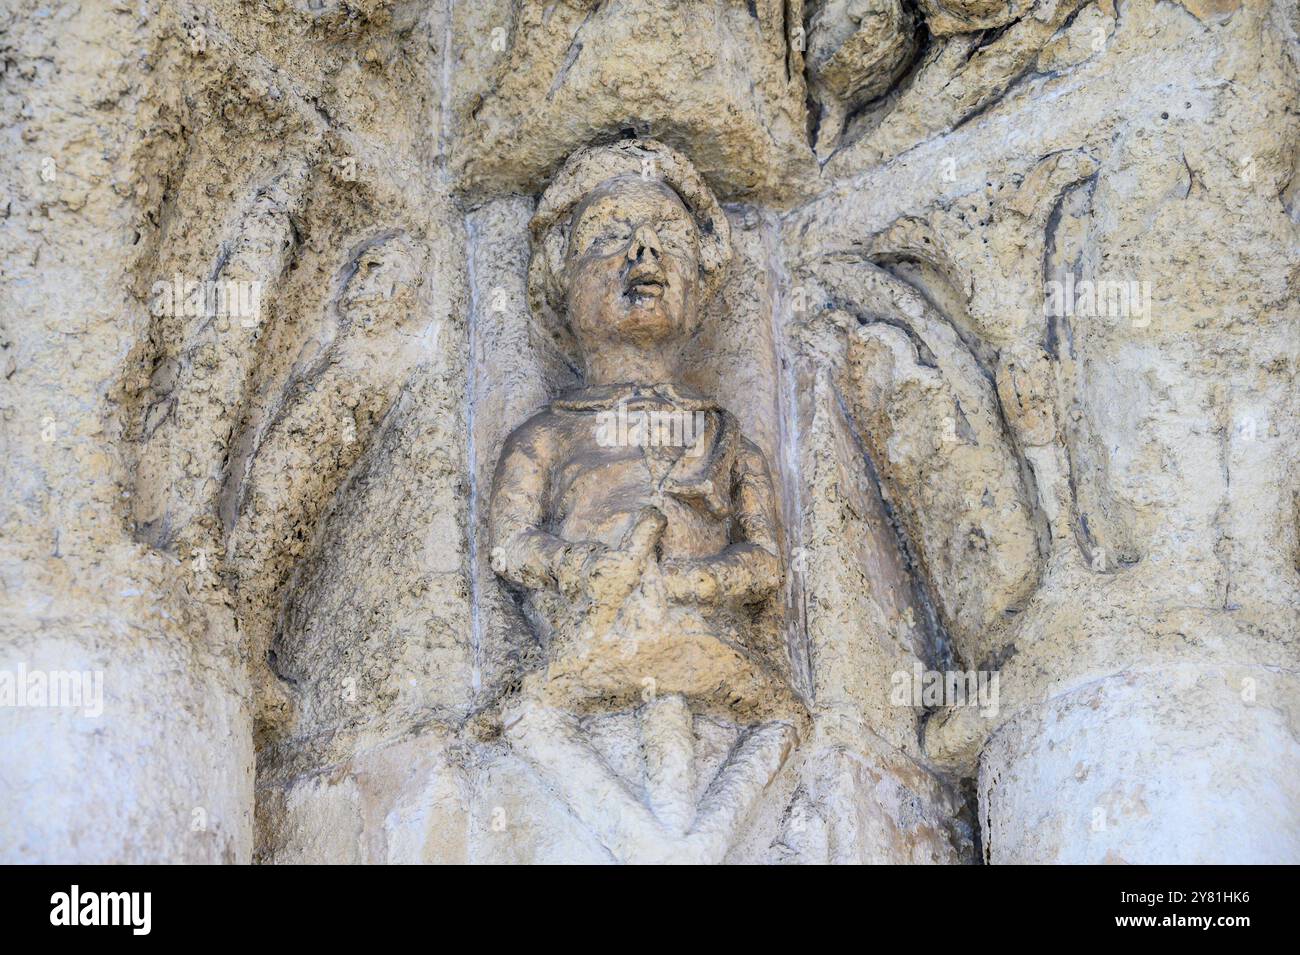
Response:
[623,266,666,303]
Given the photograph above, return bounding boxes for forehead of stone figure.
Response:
[566,174,701,265]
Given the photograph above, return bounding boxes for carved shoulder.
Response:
[497,407,564,465]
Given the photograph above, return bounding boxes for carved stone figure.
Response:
[9,0,1298,868]
[486,140,804,861]
[490,139,797,718]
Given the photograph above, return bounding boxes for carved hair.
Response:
[527,138,732,360]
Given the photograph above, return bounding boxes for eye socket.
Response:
[654,219,695,256]
[577,223,631,255]
[571,214,697,260]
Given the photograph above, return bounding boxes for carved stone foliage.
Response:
[116,1,467,746]
[817,0,1097,174]
[918,0,1024,35]
[793,259,1044,672]
[445,0,1111,197]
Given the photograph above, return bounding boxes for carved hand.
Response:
[658,558,720,605]
[659,542,782,607]
[557,506,667,608]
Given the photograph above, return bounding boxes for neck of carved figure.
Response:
[582,340,685,387]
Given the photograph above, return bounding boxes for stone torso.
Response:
[544,384,738,561]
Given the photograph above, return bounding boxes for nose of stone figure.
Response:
[622,223,669,308]
[616,218,696,344]
[626,223,663,266]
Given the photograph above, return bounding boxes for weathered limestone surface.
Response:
[2,0,1296,863]
[2,0,468,863]
[787,0,1300,862]
[447,0,816,203]
[1,0,257,863]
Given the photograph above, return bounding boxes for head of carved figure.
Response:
[565,175,700,355]
[529,139,732,381]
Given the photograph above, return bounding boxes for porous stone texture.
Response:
[785,0,1300,862]
[2,0,1297,864]
[446,0,816,203]
[2,0,466,863]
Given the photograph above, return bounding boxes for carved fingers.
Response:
[552,507,667,608]
[660,559,721,605]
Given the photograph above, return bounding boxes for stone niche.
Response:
[456,140,968,863]
[462,185,807,863]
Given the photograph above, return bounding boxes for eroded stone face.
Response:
[564,177,704,379]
